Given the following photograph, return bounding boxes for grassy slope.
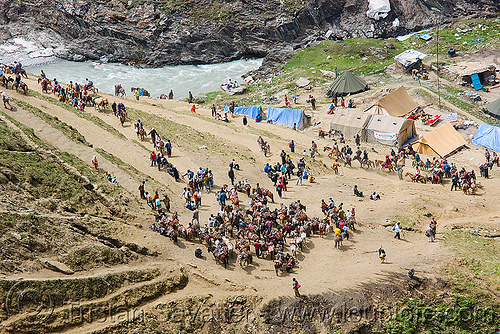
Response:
[384,229,500,334]
[204,18,500,122]
[0,111,145,275]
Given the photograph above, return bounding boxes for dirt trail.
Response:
[4,72,500,333]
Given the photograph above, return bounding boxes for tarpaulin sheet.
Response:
[267,107,304,129]
[224,106,261,119]
[471,73,482,91]
[471,123,500,151]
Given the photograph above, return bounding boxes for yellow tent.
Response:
[366,86,420,117]
[413,123,467,158]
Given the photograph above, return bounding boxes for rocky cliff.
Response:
[0,0,498,70]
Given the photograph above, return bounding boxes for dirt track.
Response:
[2,69,500,333]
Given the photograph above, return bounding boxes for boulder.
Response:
[72,54,85,62]
[222,85,247,95]
[44,260,74,275]
[295,77,311,87]
[320,70,336,78]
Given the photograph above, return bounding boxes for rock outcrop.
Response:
[0,0,498,74]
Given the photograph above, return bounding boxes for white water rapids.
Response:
[25,58,263,98]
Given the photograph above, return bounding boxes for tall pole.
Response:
[436,23,441,112]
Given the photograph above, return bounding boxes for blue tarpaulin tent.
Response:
[224,106,262,119]
[471,123,500,151]
[267,107,308,129]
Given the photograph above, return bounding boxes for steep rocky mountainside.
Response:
[0,0,499,68]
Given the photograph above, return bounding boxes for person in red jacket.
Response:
[150,151,157,167]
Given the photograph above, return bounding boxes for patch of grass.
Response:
[55,151,126,199]
[0,263,160,317]
[285,38,405,77]
[402,18,500,56]
[386,228,500,333]
[94,147,169,194]
[132,138,152,152]
[204,38,405,108]
[64,244,135,271]
[444,230,500,295]
[190,1,232,24]
[0,111,52,150]
[126,106,256,165]
[418,82,475,114]
[385,295,500,333]
[0,150,94,208]
[0,117,32,152]
[127,106,219,151]
[28,89,127,140]
[201,91,224,105]
[12,98,92,147]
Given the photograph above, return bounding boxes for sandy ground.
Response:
[3,62,500,332]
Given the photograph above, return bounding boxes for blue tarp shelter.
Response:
[471,123,500,151]
[471,73,482,90]
[224,106,262,119]
[267,107,309,130]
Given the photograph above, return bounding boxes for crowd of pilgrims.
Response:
[148,157,355,276]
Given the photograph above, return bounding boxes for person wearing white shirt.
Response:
[1,91,12,109]
[393,222,401,240]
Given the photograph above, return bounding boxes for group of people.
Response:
[220,79,240,91]
[159,90,174,100]
[210,103,230,122]
[263,148,313,197]
[143,125,177,175]
[40,72,97,112]
[1,62,28,109]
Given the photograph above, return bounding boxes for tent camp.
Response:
[223,105,262,119]
[267,107,310,130]
[413,123,467,158]
[484,98,500,119]
[329,110,372,141]
[365,86,420,117]
[326,71,369,98]
[366,114,416,147]
[471,123,500,151]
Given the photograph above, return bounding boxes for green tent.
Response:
[486,98,500,118]
[326,70,369,97]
